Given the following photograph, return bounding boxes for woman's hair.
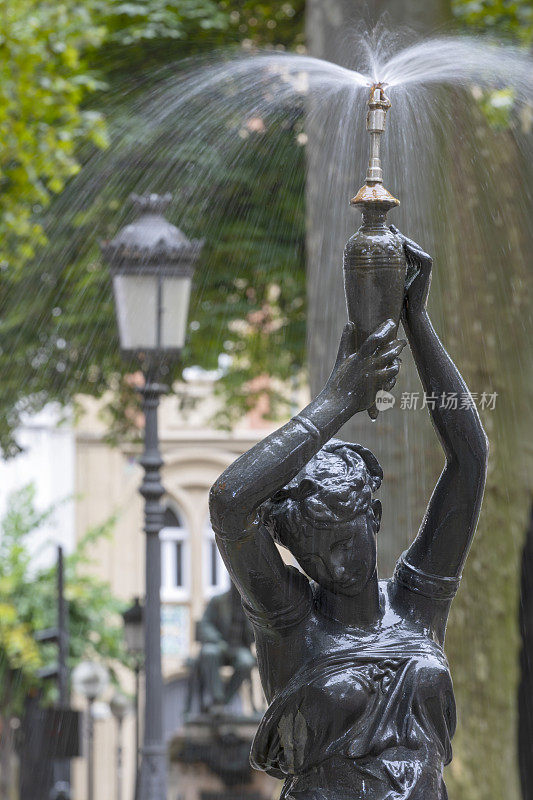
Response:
[260,440,383,547]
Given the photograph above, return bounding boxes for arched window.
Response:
[160,506,189,602]
[203,519,230,599]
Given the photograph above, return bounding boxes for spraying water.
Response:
[4,27,527,436]
[3,28,531,539]
[1,27,531,441]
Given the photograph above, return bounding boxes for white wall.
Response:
[0,404,76,569]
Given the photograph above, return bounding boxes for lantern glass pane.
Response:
[124,621,144,656]
[113,274,158,350]
[161,276,192,349]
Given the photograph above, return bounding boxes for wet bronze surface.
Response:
[210,231,488,799]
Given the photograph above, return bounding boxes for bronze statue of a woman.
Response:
[209,230,488,800]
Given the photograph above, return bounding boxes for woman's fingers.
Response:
[368,403,379,420]
[405,260,419,289]
[359,319,396,358]
[405,242,433,266]
[391,224,427,255]
[373,339,406,368]
[390,224,432,265]
[373,361,400,385]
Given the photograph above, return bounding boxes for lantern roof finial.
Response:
[130,192,172,215]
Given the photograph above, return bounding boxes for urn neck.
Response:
[359,205,389,232]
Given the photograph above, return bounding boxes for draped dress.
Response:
[241,555,460,800]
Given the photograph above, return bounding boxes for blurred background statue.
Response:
[187,582,257,716]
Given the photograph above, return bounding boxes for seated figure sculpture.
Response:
[209,231,488,800]
[196,581,255,711]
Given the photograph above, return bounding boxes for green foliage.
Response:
[0,484,128,714]
[0,0,108,268]
[215,1,305,47]
[0,103,307,452]
[2,0,531,455]
[0,0,306,454]
[452,0,533,44]
[96,0,230,45]
[195,122,307,427]
[452,0,532,129]
[95,0,304,57]
[477,86,516,128]
[0,0,304,277]
[0,603,41,713]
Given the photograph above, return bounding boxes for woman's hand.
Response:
[390,224,433,318]
[324,319,406,415]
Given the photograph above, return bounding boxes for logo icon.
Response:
[375,390,396,411]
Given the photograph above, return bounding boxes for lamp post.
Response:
[122,597,144,799]
[102,193,202,800]
[110,692,131,800]
[71,661,109,800]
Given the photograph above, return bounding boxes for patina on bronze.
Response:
[209,89,488,800]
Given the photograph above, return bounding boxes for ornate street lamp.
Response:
[122,596,144,658]
[72,661,110,800]
[122,597,144,799]
[103,193,201,359]
[102,193,202,800]
[110,692,131,800]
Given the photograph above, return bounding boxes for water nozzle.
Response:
[350,83,399,209]
[366,84,391,184]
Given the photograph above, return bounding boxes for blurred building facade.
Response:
[0,372,286,800]
[71,371,276,800]
[0,405,76,567]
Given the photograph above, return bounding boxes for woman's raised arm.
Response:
[393,227,489,583]
[210,321,405,614]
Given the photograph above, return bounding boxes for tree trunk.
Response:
[305,2,532,799]
[306,0,451,576]
[434,106,531,800]
[519,507,533,799]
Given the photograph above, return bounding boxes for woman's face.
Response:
[289,505,380,597]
